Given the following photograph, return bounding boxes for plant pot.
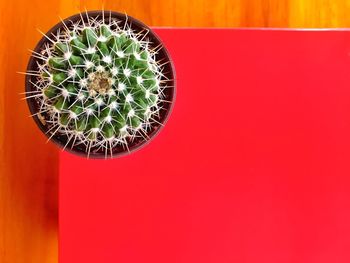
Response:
[25,10,176,159]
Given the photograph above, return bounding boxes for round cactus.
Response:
[25,11,175,158]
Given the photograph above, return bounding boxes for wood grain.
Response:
[1,0,350,262]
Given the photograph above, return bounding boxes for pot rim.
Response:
[26,10,176,159]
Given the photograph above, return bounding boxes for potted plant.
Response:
[25,11,176,158]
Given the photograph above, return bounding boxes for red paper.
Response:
[60,29,350,263]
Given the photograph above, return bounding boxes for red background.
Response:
[60,29,350,262]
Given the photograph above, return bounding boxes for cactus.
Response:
[26,12,172,158]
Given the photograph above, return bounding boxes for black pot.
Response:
[25,11,176,158]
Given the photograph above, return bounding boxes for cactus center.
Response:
[87,72,113,95]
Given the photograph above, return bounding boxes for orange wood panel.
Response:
[1,0,350,262]
[0,2,77,263]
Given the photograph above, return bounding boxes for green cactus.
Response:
[27,13,169,157]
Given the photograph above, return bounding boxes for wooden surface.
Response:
[1,0,350,262]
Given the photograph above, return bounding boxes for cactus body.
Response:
[26,12,172,158]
